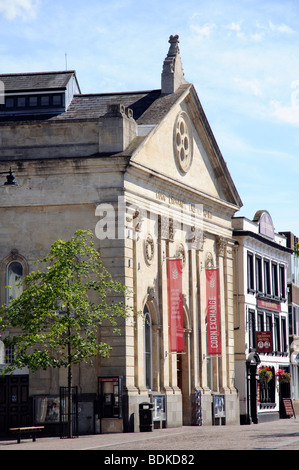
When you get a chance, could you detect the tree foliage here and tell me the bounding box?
[0,230,132,374]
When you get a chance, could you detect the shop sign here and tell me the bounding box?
[206,268,221,355]
[256,331,272,353]
[257,299,280,312]
[168,258,184,352]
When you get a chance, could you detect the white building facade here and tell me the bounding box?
[233,211,292,423]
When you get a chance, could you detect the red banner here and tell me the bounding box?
[206,268,221,355]
[168,258,184,352]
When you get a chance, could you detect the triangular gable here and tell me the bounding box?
[129,83,242,210]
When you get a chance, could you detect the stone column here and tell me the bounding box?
[216,236,230,394]
[158,216,172,393]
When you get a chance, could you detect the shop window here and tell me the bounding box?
[144,304,152,390]
[259,366,275,405]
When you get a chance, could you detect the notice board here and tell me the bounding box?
[283,399,296,418]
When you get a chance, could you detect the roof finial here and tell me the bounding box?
[161,34,187,94]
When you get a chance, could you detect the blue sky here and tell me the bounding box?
[0,0,299,235]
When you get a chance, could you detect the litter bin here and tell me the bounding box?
[139,402,153,432]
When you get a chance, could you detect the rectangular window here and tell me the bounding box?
[29,96,38,106]
[52,94,62,106]
[5,345,14,363]
[273,315,280,352]
[248,309,256,350]
[266,313,272,335]
[256,256,263,293]
[279,265,286,299]
[264,313,273,354]
[264,259,271,296]
[41,95,50,106]
[281,317,287,353]
[257,311,264,331]
[247,252,254,292]
[272,263,279,298]
[6,97,14,108]
[17,97,26,107]
[289,305,294,336]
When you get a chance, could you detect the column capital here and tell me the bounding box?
[216,236,228,258]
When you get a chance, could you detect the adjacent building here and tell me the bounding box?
[233,211,292,423]
[280,232,299,416]
[0,35,242,436]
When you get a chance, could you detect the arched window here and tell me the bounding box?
[6,261,23,304]
[144,304,152,390]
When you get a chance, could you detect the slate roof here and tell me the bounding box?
[52,89,162,122]
[0,71,78,92]
[49,85,187,123]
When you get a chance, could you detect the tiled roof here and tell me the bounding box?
[0,71,77,92]
[51,85,189,123]
[52,89,162,122]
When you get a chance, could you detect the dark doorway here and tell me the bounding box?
[0,375,31,436]
[245,352,260,425]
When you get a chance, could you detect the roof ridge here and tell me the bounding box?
[74,89,161,98]
[0,70,76,77]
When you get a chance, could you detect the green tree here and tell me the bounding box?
[0,229,132,437]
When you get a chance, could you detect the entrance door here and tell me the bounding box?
[176,329,191,425]
[0,375,31,435]
[248,364,258,424]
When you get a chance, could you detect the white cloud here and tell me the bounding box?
[268,20,295,35]
[0,0,39,20]
[233,77,263,97]
[190,22,217,38]
[269,100,299,126]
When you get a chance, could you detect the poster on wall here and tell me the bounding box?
[168,258,184,352]
[206,268,221,355]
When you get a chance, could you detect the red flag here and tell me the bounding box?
[168,258,184,352]
[206,268,221,355]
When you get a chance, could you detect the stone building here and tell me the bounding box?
[0,35,242,435]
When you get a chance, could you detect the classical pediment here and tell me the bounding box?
[128,83,242,210]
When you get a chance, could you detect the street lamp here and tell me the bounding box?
[0,168,18,187]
